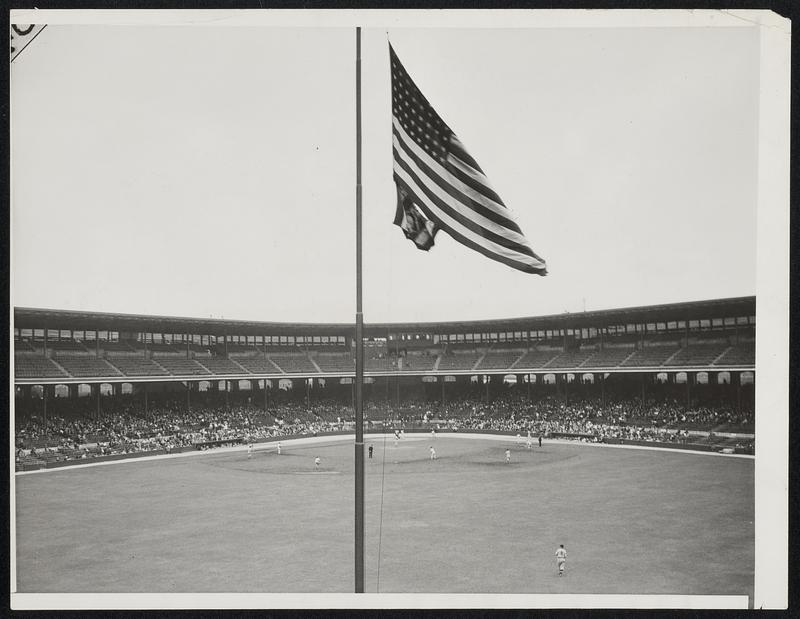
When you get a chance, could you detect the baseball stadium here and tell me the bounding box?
[13,296,755,597]
[11,13,781,608]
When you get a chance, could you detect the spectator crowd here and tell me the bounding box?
[15,387,754,469]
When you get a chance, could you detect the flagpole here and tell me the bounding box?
[354,25,366,594]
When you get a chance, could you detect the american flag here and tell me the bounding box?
[390,44,547,275]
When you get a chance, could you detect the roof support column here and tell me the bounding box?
[600,372,605,408]
[641,372,646,407]
[42,384,49,438]
[735,371,742,414]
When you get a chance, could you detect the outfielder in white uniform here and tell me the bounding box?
[555,545,567,576]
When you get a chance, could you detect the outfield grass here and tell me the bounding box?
[14,436,753,598]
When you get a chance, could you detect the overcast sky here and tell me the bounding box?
[11,15,760,324]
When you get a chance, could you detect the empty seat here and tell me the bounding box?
[515,349,560,369]
[235,357,282,374]
[14,356,69,378]
[269,355,318,374]
[106,357,169,376]
[476,351,525,370]
[665,344,729,366]
[314,353,355,373]
[155,358,211,375]
[195,358,246,374]
[622,346,680,367]
[582,347,636,368]
[437,353,481,371]
[56,357,123,377]
[713,345,755,366]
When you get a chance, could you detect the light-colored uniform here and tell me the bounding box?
[315,457,321,469]
[248,444,253,458]
[505,449,511,462]
[555,547,567,574]
[277,443,281,455]
[430,447,436,460]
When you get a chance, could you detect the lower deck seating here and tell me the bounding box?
[621,346,680,367]
[713,345,755,366]
[14,356,69,378]
[54,357,123,377]
[195,358,246,374]
[314,353,355,373]
[365,356,394,371]
[155,358,211,375]
[665,344,729,366]
[476,351,525,370]
[515,349,560,369]
[437,353,481,371]
[106,357,169,376]
[234,357,282,374]
[548,349,596,369]
[582,347,636,368]
[269,355,318,374]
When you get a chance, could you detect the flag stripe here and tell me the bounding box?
[393,174,545,274]
[393,144,536,258]
[446,154,508,211]
[392,119,524,235]
[392,164,545,270]
[448,134,485,175]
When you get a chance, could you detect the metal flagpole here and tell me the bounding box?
[354,25,366,594]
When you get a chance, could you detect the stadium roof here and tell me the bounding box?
[14,296,755,337]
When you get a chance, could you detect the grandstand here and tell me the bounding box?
[13,297,755,406]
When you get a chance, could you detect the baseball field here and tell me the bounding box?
[14,435,753,599]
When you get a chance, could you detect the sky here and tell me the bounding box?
[11,13,760,324]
